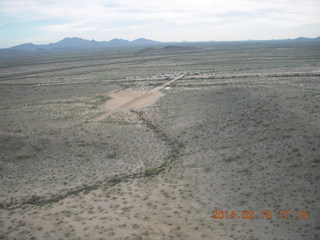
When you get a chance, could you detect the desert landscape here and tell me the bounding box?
[0,40,320,240]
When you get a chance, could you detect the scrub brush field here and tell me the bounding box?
[0,41,319,239]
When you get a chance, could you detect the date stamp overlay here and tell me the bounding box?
[211,210,309,220]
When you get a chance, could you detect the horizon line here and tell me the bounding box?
[2,36,320,49]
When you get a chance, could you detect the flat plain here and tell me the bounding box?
[0,41,320,240]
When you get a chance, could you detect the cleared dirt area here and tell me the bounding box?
[91,75,183,122]
[0,41,319,240]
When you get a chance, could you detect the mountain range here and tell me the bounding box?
[2,36,320,53]
[7,37,162,52]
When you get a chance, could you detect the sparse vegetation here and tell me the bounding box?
[0,41,319,240]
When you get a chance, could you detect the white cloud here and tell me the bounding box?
[0,0,319,43]
[1,0,319,24]
[37,21,98,33]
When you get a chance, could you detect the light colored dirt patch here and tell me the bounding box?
[91,75,183,122]
[110,89,157,110]
[117,89,164,110]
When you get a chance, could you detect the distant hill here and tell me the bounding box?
[47,37,90,49]
[8,37,162,52]
[294,36,320,41]
[9,43,41,52]
[137,46,197,55]
[137,47,158,55]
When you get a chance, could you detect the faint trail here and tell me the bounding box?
[89,75,184,122]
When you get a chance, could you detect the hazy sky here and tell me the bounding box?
[0,0,319,48]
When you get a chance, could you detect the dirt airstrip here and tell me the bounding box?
[91,75,183,122]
